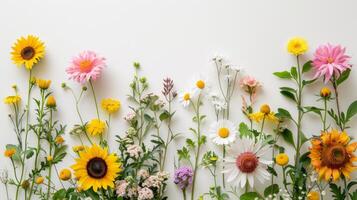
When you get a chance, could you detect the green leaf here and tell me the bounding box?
[280,87,296,93]
[299,132,309,145]
[290,67,298,80]
[159,111,170,121]
[346,100,357,121]
[186,138,196,149]
[336,69,351,86]
[302,78,317,86]
[280,90,296,102]
[273,71,292,79]
[264,184,279,197]
[53,189,67,200]
[240,192,263,200]
[239,122,253,138]
[25,150,34,159]
[267,166,277,176]
[304,106,322,115]
[302,60,313,73]
[276,108,293,120]
[281,128,295,148]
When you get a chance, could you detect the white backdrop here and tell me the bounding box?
[1,0,357,199]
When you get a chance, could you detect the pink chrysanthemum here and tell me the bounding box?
[66,51,106,84]
[313,44,351,83]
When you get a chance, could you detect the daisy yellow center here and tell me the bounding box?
[236,152,258,173]
[322,144,348,169]
[21,46,35,60]
[183,93,190,101]
[196,80,205,89]
[87,157,108,179]
[79,60,93,73]
[294,43,301,49]
[327,57,334,64]
[218,127,230,138]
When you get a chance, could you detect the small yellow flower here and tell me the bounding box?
[21,180,30,189]
[86,119,106,136]
[260,104,271,114]
[320,87,331,98]
[47,155,53,162]
[55,136,64,145]
[4,149,16,158]
[287,37,308,56]
[77,185,84,192]
[101,98,121,114]
[46,95,56,108]
[36,79,51,90]
[35,176,44,184]
[196,80,205,89]
[307,191,320,200]
[4,95,21,105]
[72,145,85,153]
[275,153,289,166]
[59,169,72,181]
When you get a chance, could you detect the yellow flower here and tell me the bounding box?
[86,119,106,136]
[11,35,45,70]
[55,136,64,145]
[35,176,44,184]
[101,98,121,114]
[36,79,51,90]
[59,169,72,181]
[72,145,85,153]
[249,104,279,123]
[196,80,206,89]
[71,144,121,192]
[275,153,289,166]
[4,95,21,105]
[46,95,56,108]
[320,87,331,98]
[4,149,16,158]
[307,191,320,200]
[47,155,53,162]
[287,37,308,56]
[309,129,357,182]
[260,104,271,114]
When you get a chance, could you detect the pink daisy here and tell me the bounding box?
[66,51,106,84]
[312,44,351,83]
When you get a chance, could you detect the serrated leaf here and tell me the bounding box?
[186,138,195,148]
[239,122,253,138]
[302,60,313,73]
[273,71,292,79]
[264,184,279,197]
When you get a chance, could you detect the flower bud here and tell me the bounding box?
[260,104,271,114]
[320,87,331,98]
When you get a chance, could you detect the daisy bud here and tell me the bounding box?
[55,136,64,145]
[35,176,44,184]
[4,148,16,158]
[46,96,56,108]
[59,169,72,181]
[275,153,289,166]
[320,87,331,98]
[36,79,51,90]
[21,180,30,189]
[47,155,53,162]
[260,104,271,114]
[307,191,320,200]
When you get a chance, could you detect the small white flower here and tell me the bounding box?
[209,120,237,145]
[178,89,195,107]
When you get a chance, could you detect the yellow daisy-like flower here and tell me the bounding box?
[309,129,357,182]
[287,37,308,56]
[35,176,44,184]
[46,155,53,162]
[275,153,289,166]
[36,79,51,90]
[71,144,121,192]
[59,169,72,181]
[101,98,121,114]
[11,35,45,70]
[4,95,21,105]
[307,191,320,200]
[249,104,279,123]
[4,148,16,158]
[86,119,106,136]
[46,95,56,108]
[72,145,85,153]
[55,136,64,145]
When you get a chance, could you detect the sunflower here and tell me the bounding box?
[309,129,357,181]
[11,35,45,70]
[71,144,121,192]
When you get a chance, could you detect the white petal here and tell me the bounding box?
[227,168,239,182]
[247,174,254,187]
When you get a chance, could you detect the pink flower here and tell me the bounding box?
[240,76,260,93]
[66,51,106,84]
[313,44,351,83]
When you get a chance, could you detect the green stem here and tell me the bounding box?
[47,110,53,199]
[323,99,327,131]
[191,95,202,200]
[332,79,344,131]
[89,79,101,120]
[183,189,187,200]
[222,145,226,188]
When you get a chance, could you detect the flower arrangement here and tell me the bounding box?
[2,35,357,200]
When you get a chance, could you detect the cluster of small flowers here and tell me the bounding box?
[126,144,142,159]
[173,166,193,190]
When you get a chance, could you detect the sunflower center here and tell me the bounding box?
[79,60,93,73]
[87,157,108,179]
[236,152,258,173]
[322,145,349,168]
[183,93,190,101]
[196,80,205,89]
[21,46,35,60]
[218,127,230,138]
[327,57,334,64]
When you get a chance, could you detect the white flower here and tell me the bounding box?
[209,120,237,145]
[223,137,272,188]
[191,76,207,93]
[178,89,195,107]
[209,92,227,111]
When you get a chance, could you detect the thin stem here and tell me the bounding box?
[222,145,226,188]
[332,79,344,131]
[191,95,202,200]
[5,184,10,200]
[183,189,187,200]
[89,79,101,120]
[323,99,327,131]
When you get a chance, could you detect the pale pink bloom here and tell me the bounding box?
[115,180,128,197]
[240,76,260,93]
[66,51,106,84]
[138,187,154,200]
[313,44,351,83]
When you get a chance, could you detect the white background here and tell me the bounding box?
[1,0,357,199]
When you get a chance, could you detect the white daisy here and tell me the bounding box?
[222,137,272,188]
[178,90,195,107]
[191,76,208,93]
[209,120,237,145]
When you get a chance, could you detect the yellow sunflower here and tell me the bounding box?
[309,129,357,181]
[71,144,121,192]
[11,35,45,70]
